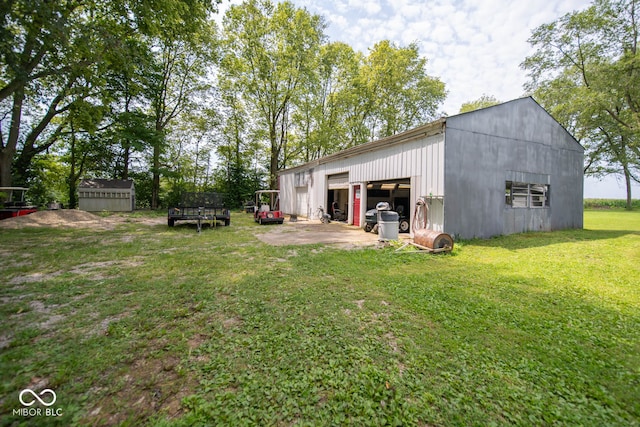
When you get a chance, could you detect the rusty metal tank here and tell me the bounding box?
[413,229,454,252]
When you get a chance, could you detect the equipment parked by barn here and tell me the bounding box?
[363,204,410,234]
[254,190,284,225]
[412,229,454,252]
[0,187,37,220]
[403,196,453,253]
[316,205,331,224]
[168,192,230,232]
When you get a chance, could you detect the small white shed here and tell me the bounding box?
[78,179,135,212]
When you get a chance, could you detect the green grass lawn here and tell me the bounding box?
[1,210,639,426]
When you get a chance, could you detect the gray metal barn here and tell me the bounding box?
[278,97,584,239]
[78,179,135,212]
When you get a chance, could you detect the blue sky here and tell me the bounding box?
[217,0,638,199]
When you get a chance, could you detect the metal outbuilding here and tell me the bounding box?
[277,97,584,239]
[78,179,135,212]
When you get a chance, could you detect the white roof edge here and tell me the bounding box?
[279,118,446,175]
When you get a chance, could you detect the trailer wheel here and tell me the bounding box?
[364,223,373,232]
[168,218,175,227]
[399,219,410,233]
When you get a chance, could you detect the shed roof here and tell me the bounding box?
[278,96,581,175]
[281,118,445,174]
[79,179,134,189]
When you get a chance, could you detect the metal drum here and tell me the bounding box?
[413,229,454,251]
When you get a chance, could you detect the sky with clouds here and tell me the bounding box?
[286,0,592,114]
[216,0,638,198]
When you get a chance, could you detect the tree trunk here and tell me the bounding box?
[269,123,278,189]
[67,132,78,209]
[148,111,161,209]
[122,142,130,180]
[0,148,13,187]
[623,164,633,210]
[1,88,26,187]
[152,137,161,209]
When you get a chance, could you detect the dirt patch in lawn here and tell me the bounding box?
[255,219,406,248]
[0,210,166,230]
[0,210,117,229]
[84,354,194,425]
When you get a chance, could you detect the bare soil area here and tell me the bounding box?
[255,218,404,248]
[0,210,164,230]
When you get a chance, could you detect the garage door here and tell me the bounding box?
[328,173,349,189]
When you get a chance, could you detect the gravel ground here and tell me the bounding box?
[255,218,406,248]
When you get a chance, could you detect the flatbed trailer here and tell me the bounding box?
[168,192,230,232]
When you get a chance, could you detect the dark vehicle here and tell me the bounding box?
[363,206,410,233]
[168,192,230,232]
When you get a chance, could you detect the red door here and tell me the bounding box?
[353,185,361,226]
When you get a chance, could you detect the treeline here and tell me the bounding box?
[1,0,638,210]
[523,0,639,209]
[584,198,640,209]
[0,0,445,209]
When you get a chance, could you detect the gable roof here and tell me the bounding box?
[281,118,446,174]
[79,179,134,189]
[278,96,582,175]
[449,96,583,151]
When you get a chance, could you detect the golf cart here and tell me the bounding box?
[0,187,38,220]
[254,190,285,225]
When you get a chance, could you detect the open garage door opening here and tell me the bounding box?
[365,178,411,233]
[327,173,349,221]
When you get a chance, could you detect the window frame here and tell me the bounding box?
[505,181,549,208]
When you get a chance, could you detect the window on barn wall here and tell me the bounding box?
[512,182,530,207]
[530,184,548,207]
[294,171,309,187]
[505,182,549,208]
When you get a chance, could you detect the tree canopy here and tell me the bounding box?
[1,0,448,208]
[522,0,639,208]
[459,95,501,113]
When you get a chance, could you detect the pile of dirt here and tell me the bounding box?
[0,209,116,229]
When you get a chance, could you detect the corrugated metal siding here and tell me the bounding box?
[279,173,297,214]
[443,97,583,239]
[279,132,445,230]
[327,173,349,189]
[295,189,309,218]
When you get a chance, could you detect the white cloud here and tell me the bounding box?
[348,0,383,15]
[221,0,593,114]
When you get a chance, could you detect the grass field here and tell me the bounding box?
[1,210,639,426]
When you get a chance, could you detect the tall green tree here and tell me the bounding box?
[215,87,265,205]
[220,0,325,188]
[102,35,155,181]
[361,40,446,139]
[1,0,98,187]
[522,0,639,208]
[163,106,219,206]
[0,0,221,189]
[292,42,363,160]
[459,95,501,113]
[146,34,214,209]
